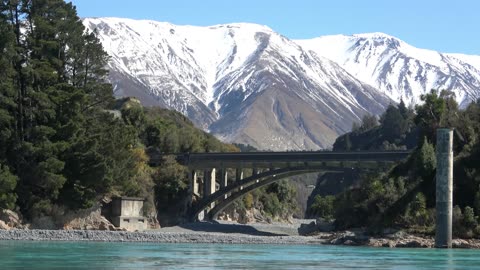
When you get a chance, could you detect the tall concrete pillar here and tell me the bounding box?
[190,170,199,196]
[203,169,216,210]
[435,128,453,248]
[253,168,261,183]
[236,168,244,190]
[203,169,216,196]
[187,170,197,210]
[220,168,228,199]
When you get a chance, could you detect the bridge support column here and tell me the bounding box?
[252,168,260,183]
[188,170,198,211]
[203,169,216,210]
[236,168,244,190]
[204,169,216,196]
[190,170,199,197]
[220,168,228,199]
[435,128,453,248]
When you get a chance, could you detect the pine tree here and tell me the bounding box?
[415,89,447,142]
[416,137,436,181]
[0,0,130,216]
[0,164,17,209]
[0,3,16,160]
[380,104,408,142]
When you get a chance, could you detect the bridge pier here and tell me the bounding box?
[204,169,216,209]
[435,128,453,248]
[252,168,261,183]
[236,168,244,190]
[220,168,228,199]
[190,170,199,196]
[187,170,199,210]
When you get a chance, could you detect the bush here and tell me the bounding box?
[474,225,480,238]
[243,193,254,209]
[260,193,282,218]
[453,205,464,226]
[404,192,430,226]
[464,206,478,228]
[310,195,335,221]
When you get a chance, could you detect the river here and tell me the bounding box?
[0,241,479,269]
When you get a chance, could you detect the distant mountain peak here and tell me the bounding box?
[297,33,480,107]
[83,17,480,149]
[352,32,399,39]
[83,17,392,150]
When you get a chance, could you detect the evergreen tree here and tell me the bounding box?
[414,89,447,142]
[360,114,378,132]
[0,4,16,161]
[0,0,132,217]
[380,104,407,142]
[416,137,436,180]
[0,164,17,210]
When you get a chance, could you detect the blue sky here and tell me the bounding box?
[71,0,480,55]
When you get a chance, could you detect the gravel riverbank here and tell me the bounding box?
[0,229,323,244]
[1,220,480,248]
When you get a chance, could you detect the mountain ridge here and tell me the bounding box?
[296,33,480,107]
[83,18,480,150]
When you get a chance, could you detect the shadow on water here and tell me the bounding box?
[178,221,289,236]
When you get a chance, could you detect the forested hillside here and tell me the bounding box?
[310,90,480,237]
[0,0,237,222]
[0,0,298,226]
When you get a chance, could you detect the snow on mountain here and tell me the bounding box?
[446,53,480,71]
[296,33,480,107]
[83,18,391,150]
[84,17,279,126]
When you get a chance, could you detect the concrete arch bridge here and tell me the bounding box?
[152,151,411,221]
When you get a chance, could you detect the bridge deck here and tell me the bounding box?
[152,151,412,168]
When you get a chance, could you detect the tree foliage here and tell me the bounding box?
[0,1,175,219]
[322,90,480,236]
[310,195,335,221]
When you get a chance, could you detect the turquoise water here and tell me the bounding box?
[0,241,480,269]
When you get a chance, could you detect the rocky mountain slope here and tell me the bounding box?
[83,18,480,149]
[296,33,480,107]
[83,18,391,150]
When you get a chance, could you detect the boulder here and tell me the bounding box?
[61,206,116,230]
[343,240,358,246]
[98,221,109,231]
[381,241,395,248]
[452,239,480,249]
[395,237,432,248]
[298,221,317,235]
[0,209,23,228]
[0,220,9,230]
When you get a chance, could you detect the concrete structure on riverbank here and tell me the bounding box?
[111,197,147,231]
[435,129,454,248]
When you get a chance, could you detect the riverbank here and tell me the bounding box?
[0,229,322,245]
[1,220,479,248]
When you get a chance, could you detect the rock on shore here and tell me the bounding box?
[320,230,480,248]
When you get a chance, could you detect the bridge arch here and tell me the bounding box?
[190,166,360,221]
[147,150,411,222]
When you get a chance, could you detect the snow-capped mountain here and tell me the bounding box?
[296,33,480,107]
[83,18,391,150]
